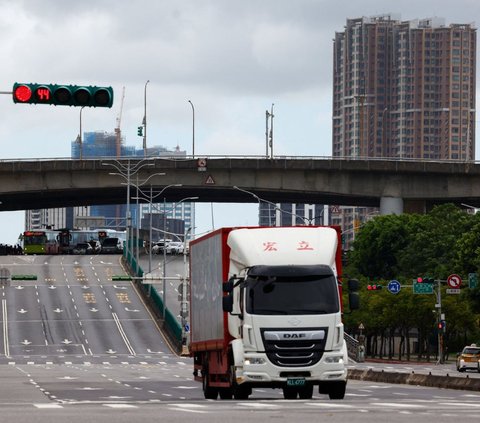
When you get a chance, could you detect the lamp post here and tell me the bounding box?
[233,186,308,225]
[78,106,86,160]
[156,196,199,320]
[102,159,156,262]
[143,80,150,156]
[133,183,183,276]
[188,100,195,159]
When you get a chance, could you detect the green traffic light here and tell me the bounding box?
[13,83,114,108]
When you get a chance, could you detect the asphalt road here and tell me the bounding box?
[0,253,479,422]
[0,254,171,364]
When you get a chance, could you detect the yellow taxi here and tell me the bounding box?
[456,344,480,372]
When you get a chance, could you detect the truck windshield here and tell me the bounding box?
[245,274,339,315]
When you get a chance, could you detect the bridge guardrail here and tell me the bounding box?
[123,237,183,354]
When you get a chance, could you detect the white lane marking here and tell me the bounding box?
[112,312,136,356]
[3,299,10,357]
[103,404,137,409]
[34,404,63,409]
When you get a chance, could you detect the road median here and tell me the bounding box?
[348,368,480,391]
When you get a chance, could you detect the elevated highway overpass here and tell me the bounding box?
[1,156,480,213]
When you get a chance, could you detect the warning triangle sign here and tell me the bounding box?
[205,175,215,185]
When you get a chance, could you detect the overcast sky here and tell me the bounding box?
[1,0,479,243]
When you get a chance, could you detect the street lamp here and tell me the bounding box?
[132,183,183,275]
[188,100,195,159]
[233,186,308,225]
[77,105,86,160]
[155,195,199,320]
[102,159,156,262]
[143,80,150,156]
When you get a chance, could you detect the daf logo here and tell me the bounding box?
[283,333,306,339]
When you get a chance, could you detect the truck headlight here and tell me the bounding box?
[325,355,344,364]
[245,357,266,365]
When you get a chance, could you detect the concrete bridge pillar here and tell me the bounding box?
[380,196,403,215]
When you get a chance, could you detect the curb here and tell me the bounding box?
[348,368,480,391]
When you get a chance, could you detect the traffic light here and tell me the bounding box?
[417,276,434,283]
[367,284,383,291]
[12,83,114,108]
[437,320,446,332]
[137,126,143,136]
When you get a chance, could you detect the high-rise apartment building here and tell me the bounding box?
[333,15,476,160]
[332,15,476,246]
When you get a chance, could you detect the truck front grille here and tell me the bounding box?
[261,328,328,367]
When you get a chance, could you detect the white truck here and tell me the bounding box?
[189,226,359,400]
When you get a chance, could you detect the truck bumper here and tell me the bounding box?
[236,351,347,386]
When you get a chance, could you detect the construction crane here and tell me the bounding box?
[114,86,125,157]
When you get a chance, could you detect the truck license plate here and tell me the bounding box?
[287,378,306,387]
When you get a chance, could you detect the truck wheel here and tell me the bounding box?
[233,385,251,400]
[202,372,218,400]
[328,381,346,400]
[219,388,233,400]
[283,386,298,400]
[298,385,313,399]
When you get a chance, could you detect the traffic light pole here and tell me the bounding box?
[435,279,444,364]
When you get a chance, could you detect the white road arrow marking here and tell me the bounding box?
[106,349,117,354]
[48,285,56,290]
[17,309,28,314]
[113,285,127,290]
[21,340,32,345]
[89,308,98,312]
[53,308,63,313]
[58,376,78,380]
[15,286,24,290]
[62,339,73,345]
[125,307,140,312]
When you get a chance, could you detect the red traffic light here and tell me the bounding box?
[367,284,382,291]
[417,277,424,283]
[13,84,32,102]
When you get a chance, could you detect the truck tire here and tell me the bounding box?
[219,388,233,400]
[233,384,251,400]
[328,381,346,400]
[298,385,313,399]
[282,386,298,400]
[202,372,218,400]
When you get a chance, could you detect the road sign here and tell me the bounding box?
[468,273,478,289]
[447,274,462,289]
[413,279,434,294]
[446,288,461,294]
[387,280,401,294]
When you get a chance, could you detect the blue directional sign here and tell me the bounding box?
[387,280,401,294]
[184,324,190,333]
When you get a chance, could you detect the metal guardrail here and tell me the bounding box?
[0,155,478,164]
[345,332,361,362]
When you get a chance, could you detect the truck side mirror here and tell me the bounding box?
[223,276,236,293]
[222,294,233,312]
[223,280,234,293]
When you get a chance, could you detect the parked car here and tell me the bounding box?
[100,237,122,254]
[152,239,172,255]
[88,240,102,253]
[72,242,93,255]
[166,241,184,255]
[456,344,480,372]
